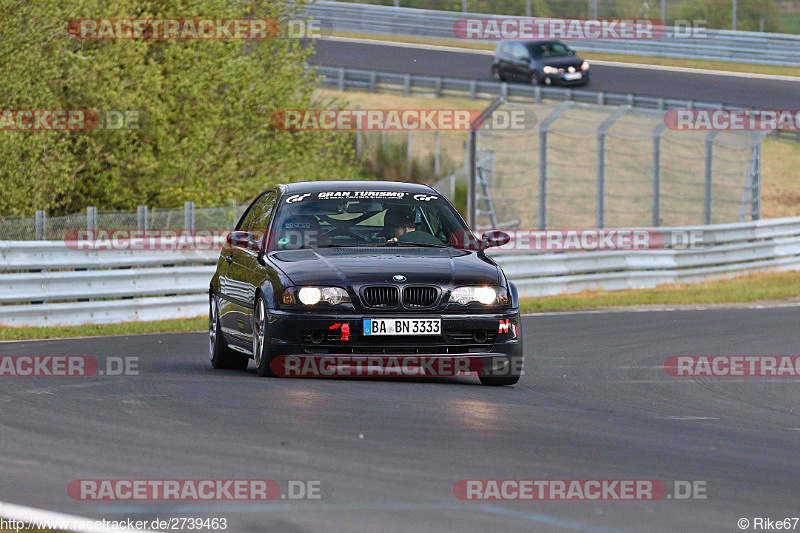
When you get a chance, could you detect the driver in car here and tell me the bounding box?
[384,206,417,242]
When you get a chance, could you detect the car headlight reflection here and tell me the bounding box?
[285,287,350,306]
[543,66,559,75]
[449,286,509,305]
[581,61,590,71]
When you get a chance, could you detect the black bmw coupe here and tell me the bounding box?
[209,181,523,386]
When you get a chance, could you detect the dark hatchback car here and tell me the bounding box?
[209,181,523,386]
[491,40,589,86]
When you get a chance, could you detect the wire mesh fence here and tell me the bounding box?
[473,101,762,229]
[0,202,250,241]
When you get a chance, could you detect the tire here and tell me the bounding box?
[491,66,506,82]
[253,294,275,377]
[479,328,523,386]
[209,293,249,371]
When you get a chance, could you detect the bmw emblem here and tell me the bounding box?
[393,275,406,282]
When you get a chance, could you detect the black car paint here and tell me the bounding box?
[491,40,589,86]
[210,181,521,379]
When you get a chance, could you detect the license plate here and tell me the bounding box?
[564,72,582,81]
[363,318,441,336]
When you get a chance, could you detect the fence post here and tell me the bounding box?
[537,102,572,229]
[35,210,46,240]
[137,205,148,231]
[596,107,628,229]
[185,201,195,231]
[434,133,441,178]
[704,131,720,224]
[87,206,97,232]
[407,131,412,180]
[652,122,667,227]
[751,135,761,220]
[232,199,238,229]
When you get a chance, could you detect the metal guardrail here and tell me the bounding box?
[3,217,800,325]
[309,1,800,67]
[0,243,217,327]
[317,66,799,143]
[318,65,743,111]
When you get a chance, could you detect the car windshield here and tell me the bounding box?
[270,191,471,250]
[528,42,571,58]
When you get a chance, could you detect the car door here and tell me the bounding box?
[228,191,278,346]
[510,43,532,79]
[218,192,272,346]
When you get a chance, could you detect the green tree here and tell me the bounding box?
[0,0,358,216]
[671,0,783,31]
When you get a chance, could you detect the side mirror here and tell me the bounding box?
[480,230,511,250]
[226,230,262,252]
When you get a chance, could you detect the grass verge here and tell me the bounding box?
[0,317,206,342]
[324,31,800,78]
[519,270,800,313]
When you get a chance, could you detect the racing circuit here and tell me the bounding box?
[2,38,800,533]
[2,307,800,532]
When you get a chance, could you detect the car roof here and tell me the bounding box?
[282,180,435,195]
[500,39,566,46]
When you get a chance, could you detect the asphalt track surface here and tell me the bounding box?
[2,307,800,532]
[310,39,800,108]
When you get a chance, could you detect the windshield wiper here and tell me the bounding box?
[383,241,448,248]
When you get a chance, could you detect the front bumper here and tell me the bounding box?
[267,309,521,358]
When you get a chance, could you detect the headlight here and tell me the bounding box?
[581,61,590,71]
[283,287,350,306]
[449,286,509,306]
[543,66,558,75]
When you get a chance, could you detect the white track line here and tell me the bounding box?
[0,500,162,533]
[523,301,800,317]
[320,35,800,82]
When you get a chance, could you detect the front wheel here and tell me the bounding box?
[209,293,249,371]
[253,295,275,377]
[491,65,506,82]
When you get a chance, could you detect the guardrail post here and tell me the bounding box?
[652,122,667,226]
[337,67,345,91]
[657,98,665,111]
[137,205,148,231]
[434,77,442,98]
[35,210,46,240]
[704,131,720,224]
[469,80,476,100]
[404,73,411,95]
[185,201,195,231]
[87,206,97,232]
[501,83,508,100]
[369,71,376,92]
[597,92,604,105]
[534,86,541,103]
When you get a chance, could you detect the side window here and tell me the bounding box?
[237,192,277,231]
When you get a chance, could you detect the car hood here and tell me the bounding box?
[269,246,501,287]
[539,56,583,69]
